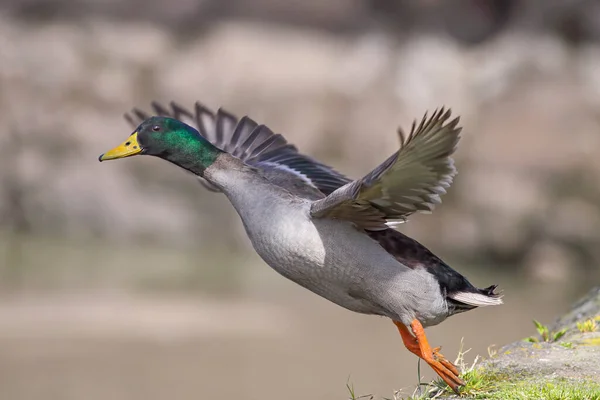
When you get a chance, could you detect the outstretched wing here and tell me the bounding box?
[310,108,461,230]
[125,101,351,194]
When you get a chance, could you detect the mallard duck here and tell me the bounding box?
[99,102,502,393]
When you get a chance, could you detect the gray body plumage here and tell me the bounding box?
[206,158,448,327]
[126,102,502,329]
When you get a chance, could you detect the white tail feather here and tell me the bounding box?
[385,220,406,228]
[449,291,503,307]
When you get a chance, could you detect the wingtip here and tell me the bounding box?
[194,101,213,116]
[169,101,194,119]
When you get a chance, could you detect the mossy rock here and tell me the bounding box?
[427,287,600,400]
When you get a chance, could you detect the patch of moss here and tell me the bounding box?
[476,379,600,400]
[582,336,600,346]
[417,367,600,400]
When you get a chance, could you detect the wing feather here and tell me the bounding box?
[310,108,461,230]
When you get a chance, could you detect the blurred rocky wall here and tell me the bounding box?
[1,0,600,281]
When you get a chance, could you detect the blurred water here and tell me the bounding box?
[0,234,592,400]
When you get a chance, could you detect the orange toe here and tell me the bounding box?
[431,362,465,392]
[432,348,460,376]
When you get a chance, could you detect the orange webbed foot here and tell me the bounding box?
[393,320,464,394]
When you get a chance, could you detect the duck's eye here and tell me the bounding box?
[152,125,161,132]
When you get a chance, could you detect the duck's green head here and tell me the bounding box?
[99,116,222,175]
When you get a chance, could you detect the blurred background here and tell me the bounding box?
[1,0,600,398]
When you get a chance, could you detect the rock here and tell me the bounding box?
[552,286,600,332]
[433,286,600,399]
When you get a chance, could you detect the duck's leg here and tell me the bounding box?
[392,320,464,394]
[392,321,459,374]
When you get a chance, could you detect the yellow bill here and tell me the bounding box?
[99,132,142,162]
